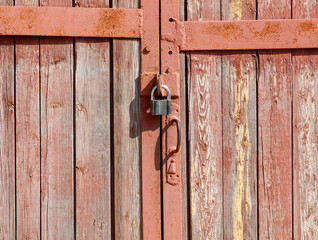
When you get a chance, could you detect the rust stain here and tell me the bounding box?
[19,8,37,32]
[253,22,280,40]
[205,23,244,40]
[96,9,124,36]
[297,21,315,34]
[54,25,66,36]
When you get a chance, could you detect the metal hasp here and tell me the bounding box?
[151,85,172,115]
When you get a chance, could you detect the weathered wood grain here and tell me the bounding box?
[75,1,111,239]
[0,1,14,238]
[293,53,318,240]
[222,52,258,240]
[222,1,257,239]
[16,36,41,240]
[15,1,40,239]
[15,1,41,240]
[187,1,223,239]
[113,1,141,239]
[258,52,293,239]
[40,39,74,239]
[293,2,318,239]
[258,1,293,239]
[40,0,74,237]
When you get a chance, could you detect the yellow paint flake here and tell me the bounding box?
[233,60,252,240]
[230,0,243,20]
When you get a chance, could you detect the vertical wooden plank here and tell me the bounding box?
[75,39,110,239]
[221,1,258,239]
[16,36,40,240]
[187,1,222,239]
[222,52,258,240]
[75,1,111,240]
[15,0,40,239]
[161,0,182,238]
[179,1,188,239]
[0,1,14,239]
[258,1,293,239]
[113,0,141,239]
[293,2,318,239]
[40,1,74,239]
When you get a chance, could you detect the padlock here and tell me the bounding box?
[151,85,172,115]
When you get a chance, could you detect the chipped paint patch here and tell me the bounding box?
[231,58,252,240]
[230,0,243,20]
[296,62,318,239]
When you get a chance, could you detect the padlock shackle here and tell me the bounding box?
[151,85,171,100]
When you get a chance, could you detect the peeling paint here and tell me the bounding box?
[230,0,243,20]
[232,59,251,240]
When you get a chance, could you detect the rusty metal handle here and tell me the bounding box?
[171,118,181,153]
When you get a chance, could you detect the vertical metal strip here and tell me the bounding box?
[140,1,161,239]
[161,0,183,239]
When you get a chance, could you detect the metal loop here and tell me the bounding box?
[151,85,171,100]
[156,75,162,97]
[171,118,181,154]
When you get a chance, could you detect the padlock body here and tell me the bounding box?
[151,99,172,115]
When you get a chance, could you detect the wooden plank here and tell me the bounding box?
[113,0,141,239]
[75,40,111,240]
[140,0,161,238]
[161,0,183,239]
[16,36,40,240]
[0,6,142,38]
[181,18,318,51]
[40,1,74,238]
[179,1,188,239]
[258,1,293,239]
[187,1,222,239]
[15,1,40,239]
[221,1,257,239]
[0,1,14,239]
[293,2,318,239]
[75,1,111,240]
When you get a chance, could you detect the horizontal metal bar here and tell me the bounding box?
[181,19,318,50]
[0,6,142,38]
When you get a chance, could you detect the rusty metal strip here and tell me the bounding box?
[140,0,161,239]
[161,0,183,239]
[0,6,141,38]
[179,19,318,50]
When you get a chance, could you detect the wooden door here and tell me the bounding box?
[183,0,318,239]
[0,1,146,239]
[1,1,318,239]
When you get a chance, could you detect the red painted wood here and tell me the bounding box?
[179,1,188,239]
[293,1,318,239]
[15,1,41,237]
[161,0,182,239]
[258,1,293,239]
[39,1,74,239]
[0,1,14,238]
[0,6,141,38]
[140,0,161,239]
[16,35,40,240]
[75,1,111,239]
[181,18,318,51]
[187,1,223,239]
[15,2,40,240]
[222,1,258,239]
[113,0,141,239]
